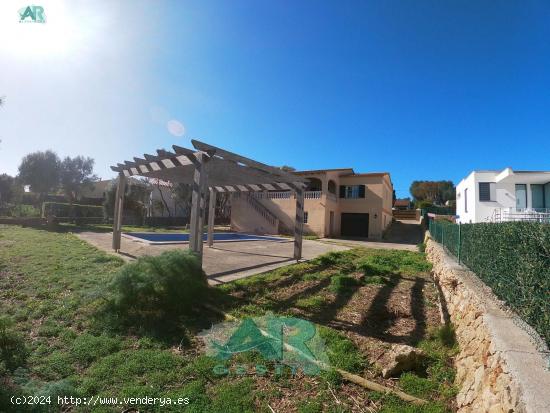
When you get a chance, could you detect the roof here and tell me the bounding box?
[293,168,354,175]
[394,199,411,207]
[293,169,390,179]
[341,172,390,178]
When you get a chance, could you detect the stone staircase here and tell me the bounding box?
[392,209,420,221]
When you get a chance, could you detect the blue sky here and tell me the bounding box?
[1,1,549,197]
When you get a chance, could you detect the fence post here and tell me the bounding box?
[457,223,461,264]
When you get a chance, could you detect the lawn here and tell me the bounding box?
[0,225,457,412]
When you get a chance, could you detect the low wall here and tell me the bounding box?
[425,237,550,413]
[0,217,45,226]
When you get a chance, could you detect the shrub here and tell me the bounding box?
[0,317,28,372]
[42,202,104,218]
[3,204,41,217]
[102,250,209,335]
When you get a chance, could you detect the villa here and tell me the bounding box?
[456,168,550,223]
[230,168,393,239]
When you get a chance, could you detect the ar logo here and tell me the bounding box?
[19,5,46,23]
[199,314,330,375]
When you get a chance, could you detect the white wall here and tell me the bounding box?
[456,172,477,223]
[456,169,550,223]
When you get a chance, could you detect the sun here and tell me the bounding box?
[0,1,89,59]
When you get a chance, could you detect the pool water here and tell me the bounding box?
[123,232,286,244]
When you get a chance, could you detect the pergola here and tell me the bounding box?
[110,140,307,263]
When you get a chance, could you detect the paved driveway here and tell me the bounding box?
[76,232,349,285]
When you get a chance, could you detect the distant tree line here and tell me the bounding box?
[0,150,231,223]
[409,180,455,207]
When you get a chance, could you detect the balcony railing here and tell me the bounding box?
[239,190,335,201]
[304,191,322,199]
[248,191,291,199]
[493,208,550,223]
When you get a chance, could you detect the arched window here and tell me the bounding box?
[306,178,322,191]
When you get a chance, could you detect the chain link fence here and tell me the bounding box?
[429,220,550,352]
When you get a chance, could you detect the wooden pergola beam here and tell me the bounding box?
[188,153,209,261]
[109,140,306,266]
[207,188,216,247]
[112,173,126,251]
[191,139,300,182]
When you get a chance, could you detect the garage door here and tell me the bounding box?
[340,213,369,237]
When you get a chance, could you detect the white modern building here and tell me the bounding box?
[456,168,550,223]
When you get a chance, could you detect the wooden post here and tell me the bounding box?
[112,173,126,251]
[207,188,216,247]
[294,186,304,261]
[189,153,208,262]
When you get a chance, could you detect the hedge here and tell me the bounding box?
[42,202,104,218]
[430,220,550,348]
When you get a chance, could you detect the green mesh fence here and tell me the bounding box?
[429,220,550,349]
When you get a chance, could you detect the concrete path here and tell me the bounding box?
[383,219,425,245]
[76,232,349,285]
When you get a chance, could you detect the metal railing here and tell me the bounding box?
[494,207,550,223]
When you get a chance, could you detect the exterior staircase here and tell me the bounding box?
[231,193,290,235]
[245,194,279,228]
[392,209,420,221]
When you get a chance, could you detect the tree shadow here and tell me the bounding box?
[308,281,361,325]
[357,274,426,346]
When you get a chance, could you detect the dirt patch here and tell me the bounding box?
[228,268,442,387]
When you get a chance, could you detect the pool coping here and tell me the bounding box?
[121,232,289,245]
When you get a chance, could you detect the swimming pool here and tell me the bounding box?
[122,232,287,245]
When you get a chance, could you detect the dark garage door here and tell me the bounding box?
[340,213,369,237]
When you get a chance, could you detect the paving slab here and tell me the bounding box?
[76,232,349,285]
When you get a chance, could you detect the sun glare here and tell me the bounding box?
[0,1,90,59]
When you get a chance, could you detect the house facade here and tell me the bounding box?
[231,168,393,239]
[456,168,550,223]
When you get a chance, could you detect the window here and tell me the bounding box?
[515,184,527,209]
[303,211,308,224]
[464,188,468,213]
[531,184,550,209]
[479,182,496,202]
[339,185,365,199]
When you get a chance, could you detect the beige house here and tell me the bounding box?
[231,168,393,239]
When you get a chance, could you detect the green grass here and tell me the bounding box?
[295,295,327,310]
[329,274,360,293]
[0,225,454,412]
